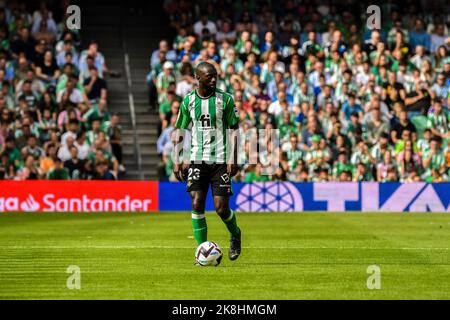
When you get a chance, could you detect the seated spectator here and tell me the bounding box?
[64,145,85,179]
[48,157,69,180]
[39,143,57,176]
[151,40,176,68]
[364,103,390,146]
[93,160,116,180]
[244,163,270,182]
[11,26,36,61]
[22,135,45,160]
[175,62,194,98]
[427,99,449,138]
[193,12,217,38]
[377,150,397,182]
[268,91,290,117]
[83,67,107,103]
[79,42,107,79]
[391,109,417,144]
[430,75,448,106]
[57,40,79,68]
[57,135,75,162]
[57,76,88,112]
[83,98,110,128]
[422,136,446,179]
[74,131,89,161]
[104,114,125,172]
[31,7,58,40]
[35,49,60,84]
[409,19,431,52]
[156,61,176,105]
[353,162,374,182]
[61,119,79,146]
[18,155,39,180]
[341,92,362,122]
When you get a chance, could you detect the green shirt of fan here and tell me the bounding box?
[159,100,172,115]
[175,88,240,163]
[83,105,111,130]
[56,75,85,94]
[156,72,175,90]
[5,147,21,167]
[332,162,354,177]
[395,140,419,154]
[427,110,450,135]
[278,122,298,140]
[293,88,315,106]
[48,168,70,180]
[244,171,270,183]
[417,139,430,153]
[422,150,445,171]
[87,150,114,164]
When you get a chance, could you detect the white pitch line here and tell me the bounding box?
[0,246,449,251]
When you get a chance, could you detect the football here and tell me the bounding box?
[195,241,223,267]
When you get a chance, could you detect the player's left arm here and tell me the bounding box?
[225,94,240,177]
[172,98,191,181]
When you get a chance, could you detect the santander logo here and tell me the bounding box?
[20,195,41,212]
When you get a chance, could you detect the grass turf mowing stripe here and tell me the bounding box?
[0,245,449,250]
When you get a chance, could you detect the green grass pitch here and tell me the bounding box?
[1,211,450,299]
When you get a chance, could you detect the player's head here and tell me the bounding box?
[195,62,217,92]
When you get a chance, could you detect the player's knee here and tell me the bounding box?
[192,197,205,212]
[215,204,229,219]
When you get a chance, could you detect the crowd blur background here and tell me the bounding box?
[0,0,125,181]
[154,0,450,183]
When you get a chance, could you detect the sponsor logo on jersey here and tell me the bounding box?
[221,173,230,183]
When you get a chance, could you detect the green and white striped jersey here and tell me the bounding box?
[427,110,450,135]
[422,149,445,171]
[175,88,239,163]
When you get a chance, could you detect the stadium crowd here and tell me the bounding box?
[154,0,450,183]
[0,0,124,180]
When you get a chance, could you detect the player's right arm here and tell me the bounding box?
[172,96,191,181]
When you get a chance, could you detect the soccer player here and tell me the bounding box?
[171,61,242,261]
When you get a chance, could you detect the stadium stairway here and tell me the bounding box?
[81,2,168,180]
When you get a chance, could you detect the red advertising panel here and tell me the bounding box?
[0,181,158,212]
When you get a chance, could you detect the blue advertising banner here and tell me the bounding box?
[158,182,450,212]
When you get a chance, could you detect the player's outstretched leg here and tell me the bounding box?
[191,211,207,245]
[214,196,241,261]
[190,191,207,245]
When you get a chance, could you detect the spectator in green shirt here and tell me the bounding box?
[244,163,270,183]
[48,158,69,180]
[2,137,21,169]
[422,136,446,178]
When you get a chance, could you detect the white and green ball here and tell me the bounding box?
[195,241,223,266]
